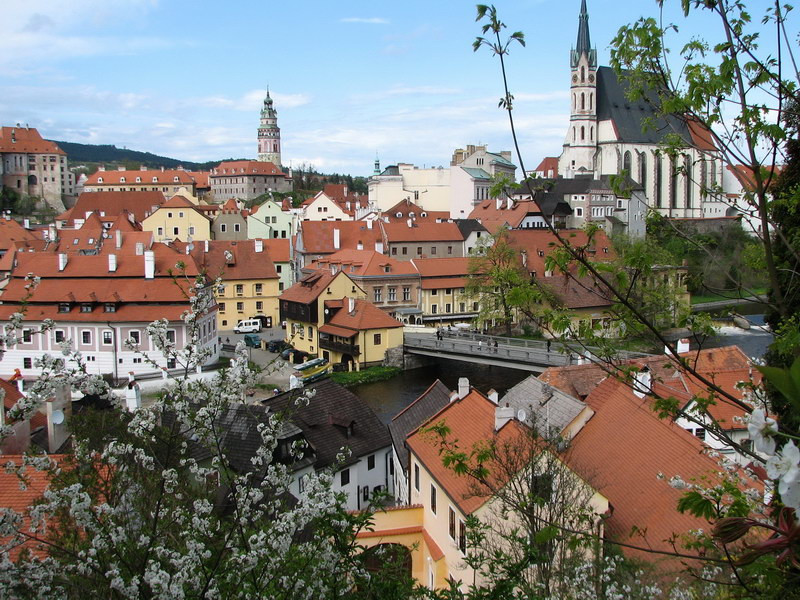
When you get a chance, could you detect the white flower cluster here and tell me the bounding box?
[746,408,800,510]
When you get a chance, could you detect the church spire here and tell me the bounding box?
[258,89,281,166]
[571,0,596,68]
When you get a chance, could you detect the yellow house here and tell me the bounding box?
[279,271,366,357]
[358,385,608,593]
[186,239,281,331]
[317,297,403,368]
[142,195,212,242]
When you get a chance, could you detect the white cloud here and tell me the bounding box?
[340,17,389,25]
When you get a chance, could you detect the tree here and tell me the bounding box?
[0,274,424,598]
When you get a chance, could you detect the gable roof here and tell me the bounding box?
[506,228,615,277]
[0,218,39,251]
[279,270,350,304]
[57,191,165,225]
[0,127,64,155]
[383,222,463,243]
[502,375,590,437]
[323,298,403,333]
[263,378,391,469]
[84,169,195,186]
[308,249,418,277]
[299,221,384,254]
[211,160,286,177]
[184,239,278,281]
[389,380,452,472]
[259,239,291,262]
[411,257,470,278]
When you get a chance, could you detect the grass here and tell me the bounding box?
[330,366,402,387]
[690,288,768,305]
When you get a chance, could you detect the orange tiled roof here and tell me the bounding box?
[468,198,532,231]
[260,239,291,263]
[299,221,384,254]
[407,388,529,515]
[383,199,448,223]
[0,304,191,323]
[534,156,559,176]
[187,171,210,188]
[211,160,286,177]
[160,195,196,208]
[411,257,470,277]
[325,298,402,332]
[56,190,165,225]
[383,222,463,243]
[420,277,466,290]
[84,168,195,186]
[279,270,341,304]
[0,127,64,155]
[309,249,418,277]
[506,228,615,277]
[0,218,39,251]
[183,239,278,281]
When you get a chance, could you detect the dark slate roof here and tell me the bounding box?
[388,379,452,472]
[501,375,589,437]
[596,66,694,146]
[263,378,391,469]
[536,193,573,217]
[379,165,400,176]
[454,218,488,237]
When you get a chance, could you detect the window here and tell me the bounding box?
[80,303,92,313]
[166,330,176,344]
[128,331,141,345]
[178,211,184,218]
[308,326,313,339]
[219,302,226,313]
[431,289,438,296]
[391,247,397,255]
[255,301,263,311]
[388,287,396,301]
[22,329,33,343]
[574,207,583,217]
[416,246,422,256]
[459,520,467,553]
[54,330,65,343]
[414,463,420,491]
[276,265,282,273]
[58,303,70,313]
[157,227,164,237]
[402,247,408,255]
[172,227,179,236]
[104,303,116,312]
[340,468,350,487]
[235,284,244,296]
[430,484,437,514]
[188,226,195,236]
[445,303,451,313]
[81,331,91,345]
[220,224,227,233]
[373,333,382,345]
[367,454,375,470]
[237,302,244,312]
[431,304,438,314]
[445,288,452,295]
[254,283,263,295]
[234,223,241,232]
[447,246,453,255]
[403,287,411,301]
[23,357,32,369]
[449,507,456,539]
[373,287,382,303]
[431,247,437,255]
[694,427,706,441]
[102,330,113,345]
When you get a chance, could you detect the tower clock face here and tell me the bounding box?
[572,74,578,83]
[589,74,595,83]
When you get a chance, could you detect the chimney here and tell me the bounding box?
[144,250,155,279]
[23,218,30,229]
[135,242,144,255]
[125,372,142,411]
[449,391,460,403]
[204,239,209,252]
[495,404,515,431]
[108,254,117,272]
[140,165,148,171]
[367,220,373,230]
[458,377,469,399]
[375,241,384,254]
[348,297,355,313]
[115,229,123,249]
[406,218,412,228]
[117,165,125,171]
[632,366,652,399]
[333,228,340,250]
[677,338,690,353]
[487,389,499,404]
[506,198,513,210]
[46,384,72,453]
[254,239,263,253]
[47,224,56,241]
[496,197,502,210]
[98,165,106,172]
[58,253,68,271]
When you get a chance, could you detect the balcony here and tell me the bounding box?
[319,336,360,356]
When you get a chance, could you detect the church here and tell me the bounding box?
[556,0,727,219]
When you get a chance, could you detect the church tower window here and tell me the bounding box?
[640,152,647,194]
[581,93,585,110]
[581,66,585,82]
[655,153,663,208]
[581,126,585,141]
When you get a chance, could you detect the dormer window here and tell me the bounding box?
[97,177,104,183]
[104,303,116,313]
[152,176,158,182]
[80,303,93,313]
[119,177,126,183]
[58,302,70,313]
[135,177,142,183]
[384,266,391,273]
[173,176,179,182]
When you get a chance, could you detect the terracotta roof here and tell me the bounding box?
[506,228,615,277]
[420,277,467,290]
[160,195,196,208]
[407,389,529,515]
[56,191,165,225]
[383,222,463,243]
[325,298,403,332]
[686,118,717,152]
[318,323,357,338]
[309,249,418,277]
[279,270,342,304]
[540,274,614,309]
[187,171,210,188]
[534,156,559,176]
[211,160,286,177]
[0,127,64,155]
[183,239,278,281]
[0,454,68,560]
[0,218,39,251]
[0,378,45,429]
[260,239,291,263]
[299,221,384,254]
[383,199,448,223]
[411,257,470,277]
[85,168,195,186]
[0,304,191,323]
[468,198,531,231]
[726,163,782,192]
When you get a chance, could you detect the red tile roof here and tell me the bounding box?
[84,168,195,186]
[467,198,533,232]
[279,270,342,304]
[183,240,278,281]
[56,191,165,225]
[187,171,211,188]
[407,389,529,515]
[507,228,615,277]
[534,156,559,176]
[383,199,449,223]
[325,298,403,332]
[0,127,64,155]
[299,221,384,254]
[541,274,614,309]
[411,257,470,277]
[211,161,286,177]
[420,277,466,290]
[160,194,196,208]
[260,239,291,263]
[309,249,418,277]
[0,218,39,251]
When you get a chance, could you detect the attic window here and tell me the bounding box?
[119,177,126,183]
[88,238,94,244]
[73,238,79,244]
[384,266,391,273]
[538,250,544,257]
[152,177,158,182]
[135,177,141,183]
[173,176,179,182]
[97,177,104,183]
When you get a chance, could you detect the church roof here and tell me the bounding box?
[596,67,716,150]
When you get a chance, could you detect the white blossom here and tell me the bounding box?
[746,407,778,455]
[766,441,800,510]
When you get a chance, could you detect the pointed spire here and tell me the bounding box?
[576,0,591,55]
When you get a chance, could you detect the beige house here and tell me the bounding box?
[142,195,212,242]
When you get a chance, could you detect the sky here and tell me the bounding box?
[0,0,791,176]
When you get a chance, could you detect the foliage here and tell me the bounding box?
[329,366,402,387]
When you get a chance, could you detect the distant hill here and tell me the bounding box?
[47,140,246,171]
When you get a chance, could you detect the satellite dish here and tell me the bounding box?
[51,409,65,425]
[517,409,527,422]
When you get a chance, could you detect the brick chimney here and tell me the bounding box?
[333,228,340,250]
[458,377,469,399]
[254,239,263,253]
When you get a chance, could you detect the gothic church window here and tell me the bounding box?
[623,151,632,176]
[655,153,663,208]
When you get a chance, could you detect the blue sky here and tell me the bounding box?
[0,1,789,176]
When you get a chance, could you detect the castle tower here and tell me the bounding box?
[257,90,282,166]
[560,0,598,177]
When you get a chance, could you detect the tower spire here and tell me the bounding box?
[571,0,596,68]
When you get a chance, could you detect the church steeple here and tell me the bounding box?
[571,0,596,68]
[257,89,282,166]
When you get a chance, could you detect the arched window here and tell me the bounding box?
[699,158,707,198]
[655,153,663,208]
[623,151,632,176]
[640,152,647,194]
[684,154,692,208]
[589,92,593,110]
[581,126,585,141]
[710,160,717,190]
[581,93,585,110]
[27,174,37,186]
[581,66,585,82]
[573,127,576,142]
[670,157,678,209]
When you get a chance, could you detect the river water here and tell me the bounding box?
[353,316,774,425]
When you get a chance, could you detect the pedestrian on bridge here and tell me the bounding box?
[546,339,552,353]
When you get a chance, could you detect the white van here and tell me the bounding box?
[234,319,261,334]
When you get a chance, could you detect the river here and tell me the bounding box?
[353,317,774,425]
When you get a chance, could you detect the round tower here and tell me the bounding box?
[257,90,282,166]
[561,0,598,177]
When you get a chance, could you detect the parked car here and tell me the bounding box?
[268,339,290,353]
[281,347,310,363]
[234,319,261,334]
[243,334,262,348]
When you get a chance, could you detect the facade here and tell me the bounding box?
[294,220,384,273]
[557,1,726,219]
[383,222,464,261]
[142,195,212,242]
[210,198,248,241]
[83,166,198,197]
[257,90,282,166]
[411,258,476,324]
[0,244,219,383]
[368,163,452,214]
[209,161,292,202]
[185,239,281,331]
[451,144,516,179]
[0,126,70,211]
[300,190,353,222]
[260,238,292,292]
[246,198,294,240]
